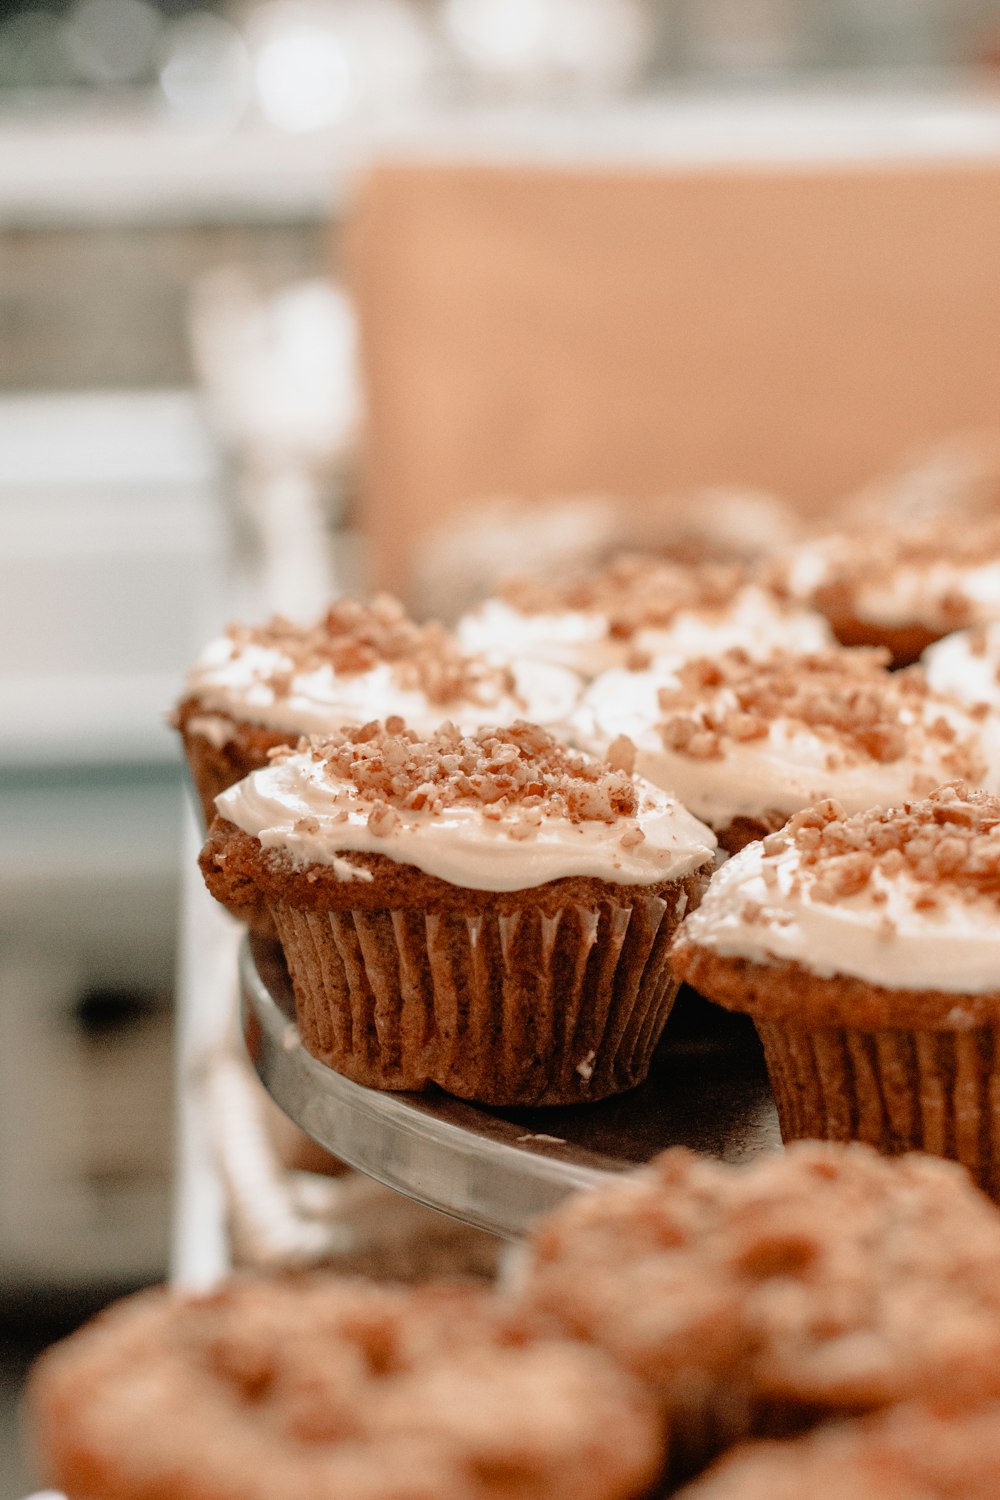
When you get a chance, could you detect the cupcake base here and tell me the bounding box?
[815,605,942,669]
[757,1020,1000,1199]
[714,813,787,856]
[672,940,1000,1199]
[174,697,289,829]
[203,822,710,1106]
[274,886,694,1106]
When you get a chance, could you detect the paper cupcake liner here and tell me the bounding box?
[271,892,685,1106]
[756,1020,1000,1199]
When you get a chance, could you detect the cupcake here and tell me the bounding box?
[675,1400,1000,1500]
[767,514,1000,667]
[839,430,1000,534]
[457,555,831,679]
[26,1273,663,1500]
[577,647,998,854]
[174,594,582,827]
[199,719,716,1105]
[627,487,807,569]
[671,784,1000,1195]
[516,1141,1000,1476]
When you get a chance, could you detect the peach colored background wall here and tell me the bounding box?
[350,162,1000,592]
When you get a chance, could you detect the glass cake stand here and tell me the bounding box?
[241,933,780,1240]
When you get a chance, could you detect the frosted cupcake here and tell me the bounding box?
[175,594,582,826]
[457,556,831,679]
[671,785,1000,1195]
[517,1141,1000,1476]
[27,1274,663,1500]
[768,515,1000,667]
[200,720,716,1105]
[577,647,999,854]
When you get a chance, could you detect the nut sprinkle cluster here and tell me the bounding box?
[654,648,986,778]
[771,515,1000,626]
[228,595,520,707]
[762,784,1000,908]
[498,556,749,637]
[282,719,641,835]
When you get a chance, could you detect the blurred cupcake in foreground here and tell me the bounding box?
[676,1400,1000,1500]
[767,513,1000,667]
[577,647,998,854]
[517,1141,1000,1477]
[27,1274,663,1500]
[174,594,582,827]
[671,785,1000,1196]
[200,720,715,1105]
[457,556,832,679]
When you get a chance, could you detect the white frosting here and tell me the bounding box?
[184,635,583,738]
[682,839,1000,994]
[924,625,1000,711]
[215,752,716,893]
[784,535,1000,630]
[577,665,1000,830]
[457,585,832,679]
[457,599,628,677]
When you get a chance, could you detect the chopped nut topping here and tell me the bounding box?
[366,801,400,838]
[281,720,642,825]
[650,647,986,779]
[768,515,1000,625]
[606,734,637,775]
[619,825,646,850]
[225,595,521,708]
[496,555,776,636]
[781,784,1000,909]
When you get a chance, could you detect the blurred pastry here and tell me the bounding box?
[671,785,1000,1194]
[838,430,1000,534]
[767,513,1000,666]
[577,647,998,854]
[27,1274,663,1500]
[199,719,715,1105]
[628,486,808,568]
[674,1399,1000,1500]
[516,1140,1000,1475]
[458,555,831,679]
